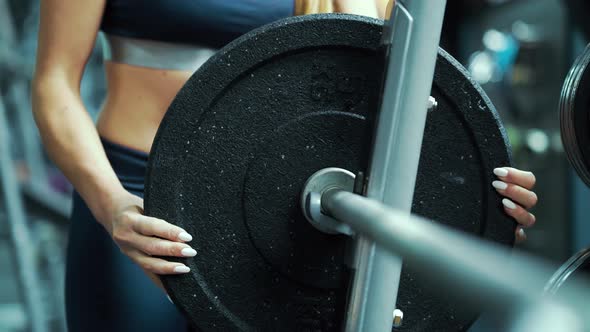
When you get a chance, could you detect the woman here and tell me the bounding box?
[31,0,538,331]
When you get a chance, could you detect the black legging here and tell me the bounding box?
[65,138,189,331]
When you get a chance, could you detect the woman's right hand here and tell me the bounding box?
[102,190,196,275]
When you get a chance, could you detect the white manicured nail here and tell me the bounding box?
[492,181,508,190]
[181,248,197,257]
[502,198,516,210]
[494,168,509,177]
[517,228,525,237]
[178,232,193,242]
[173,265,190,273]
[529,213,536,222]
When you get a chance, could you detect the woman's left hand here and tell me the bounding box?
[492,167,538,243]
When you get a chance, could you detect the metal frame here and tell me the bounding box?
[0,96,49,332]
[0,0,72,221]
[0,1,68,331]
[343,1,447,331]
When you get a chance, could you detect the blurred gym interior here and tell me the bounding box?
[0,0,588,331]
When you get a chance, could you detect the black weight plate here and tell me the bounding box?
[545,248,590,295]
[564,0,590,40]
[145,14,515,332]
[559,43,590,188]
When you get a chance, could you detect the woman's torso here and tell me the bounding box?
[96,0,295,152]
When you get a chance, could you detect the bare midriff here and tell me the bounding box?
[96,61,194,153]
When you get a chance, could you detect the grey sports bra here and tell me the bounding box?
[99,0,294,71]
[100,33,216,72]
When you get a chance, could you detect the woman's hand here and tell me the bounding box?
[102,191,196,277]
[492,167,538,243]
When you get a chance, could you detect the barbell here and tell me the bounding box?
[139,5,590,332]
[144,13,515,331]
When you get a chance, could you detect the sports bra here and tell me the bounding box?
[99,0,295,70]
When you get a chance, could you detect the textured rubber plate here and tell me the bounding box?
[545,248,590,296]
[145,14,515,332]
[559,43,590,188]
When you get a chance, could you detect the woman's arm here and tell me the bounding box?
[334,0,391,18]
[32,0,124,231]
[295,0,390,18]
[33,0,120,231]
[32,0,194,278]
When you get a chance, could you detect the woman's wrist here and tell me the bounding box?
[333,0,379,18]
[80,179,128,229]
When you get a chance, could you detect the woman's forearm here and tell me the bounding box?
[334,0,380,18]
[32,74,125,225]
[295,0,388,18]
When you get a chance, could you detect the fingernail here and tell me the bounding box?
[167,295,173,303]
[518,228,525,237]
[502,198,516,210]
[178,232,193,242]
[494,168,509,177]
[173,265,190,273]
[181,248,197,257]
[492,181,508,190]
